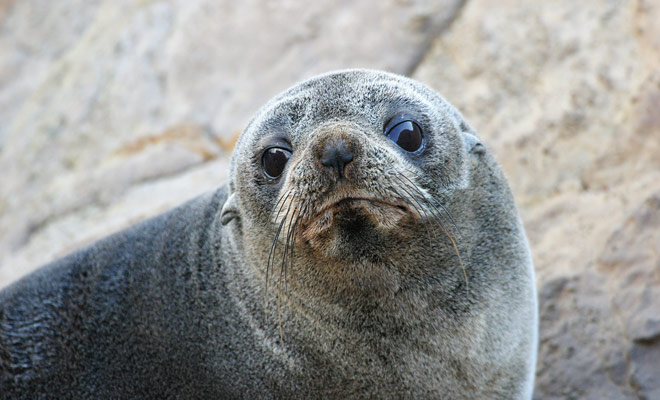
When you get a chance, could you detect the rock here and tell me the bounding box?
[598,192,660,399]
[534,272,638,399]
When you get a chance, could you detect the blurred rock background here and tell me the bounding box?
[0,0,658,398]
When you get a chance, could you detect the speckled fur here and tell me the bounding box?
[0,70,537,399]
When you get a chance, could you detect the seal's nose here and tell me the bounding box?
[320,140,354,181]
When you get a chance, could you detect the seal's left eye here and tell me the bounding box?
[262,147,292,179]
[385,120,424,153]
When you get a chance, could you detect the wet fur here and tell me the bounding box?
[0,70,537,398]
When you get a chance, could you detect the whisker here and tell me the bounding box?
[395,172,468,289]
[276,189,306,343]
[426,195,462,242]
[266,189,298,300]
[389,179,436,249]
[287,201,309,290]
[270,189,294,222]
[398,172,461,239]
[281,195,302,298]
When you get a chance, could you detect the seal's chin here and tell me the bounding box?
[299,197,413,260]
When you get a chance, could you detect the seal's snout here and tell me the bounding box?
[320,138,354,182]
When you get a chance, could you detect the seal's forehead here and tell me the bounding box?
[249,69,447,131]
[284,69,409,97]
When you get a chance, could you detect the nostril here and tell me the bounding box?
[320,141,354,180]
[341,152,354,164]
[320,154,336,167]
[321,143,354,166]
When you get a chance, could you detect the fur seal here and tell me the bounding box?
[0,69,538,398]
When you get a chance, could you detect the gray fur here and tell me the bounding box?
[0,70,537,399]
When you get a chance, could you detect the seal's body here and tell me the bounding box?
[0,70,537,399]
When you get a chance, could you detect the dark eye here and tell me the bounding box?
[262,147,292,179]
[385,120,424,152]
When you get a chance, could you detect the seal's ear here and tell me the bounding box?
[221,192,239,225]
[463,132,485,155]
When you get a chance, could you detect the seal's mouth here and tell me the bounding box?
[295,195,414,243]
[315,196,409,219]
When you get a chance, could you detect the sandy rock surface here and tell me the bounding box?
[1,0,659,398]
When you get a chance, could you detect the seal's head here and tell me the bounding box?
[225,69,481,302]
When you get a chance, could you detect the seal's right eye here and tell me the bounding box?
[262,147,292,179]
